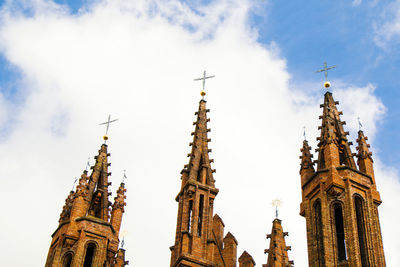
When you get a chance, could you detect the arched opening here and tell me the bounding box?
[63,252,73,267]
[333,203,347,262]
[314,200,325,267]
[354,195,369,267]
[83,243,97,267]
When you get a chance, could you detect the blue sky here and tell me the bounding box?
[0,0,399,266]
[1,0,399,164]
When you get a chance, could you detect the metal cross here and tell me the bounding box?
[194,70,215,94]
[71,177,78,191]
[357,117,363,131]
[271,199,282,219]
[303,126,307,141]
[122,170,127,183]
[99,115,118,135]
[315,61,336,81]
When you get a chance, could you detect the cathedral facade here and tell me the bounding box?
[46,88,385,266]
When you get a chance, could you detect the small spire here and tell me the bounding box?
[194,70,215,100]
[264,219,293,267]
[356,130,373,162]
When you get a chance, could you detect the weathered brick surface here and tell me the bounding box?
[45,144,128,267]
[299,92,386,267]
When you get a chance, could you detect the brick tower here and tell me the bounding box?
[299,91,386,267]
[263,219,294,267]
[45,142,128,267]
[170,98,252,267]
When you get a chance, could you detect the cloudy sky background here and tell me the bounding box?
[0,0,399,266]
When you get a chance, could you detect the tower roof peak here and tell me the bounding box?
[315,92,356,169]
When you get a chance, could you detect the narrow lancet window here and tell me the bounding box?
[334,204,347,262]
[63,253,73,267]
[83,243,96,267]
[198,195,204,236]
[355,196,369,267]
[314,200,325,267]
[187,200,193,233]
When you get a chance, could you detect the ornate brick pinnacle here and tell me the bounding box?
[59,190,74,223]
[300,140,315,171]
[264,219,293,267]
[315,92,356,169]
[112,183,127,212]
[182,99,215,187]
[356,131,373,161]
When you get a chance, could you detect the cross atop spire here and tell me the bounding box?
[194,70,215,99]
[122,169,127,183]
[357,117,363,131]
[99,114,118,142]
[316,61,336,90]
[316,61,336,81]
[271,199,282,219]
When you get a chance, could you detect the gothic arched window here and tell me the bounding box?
[314,200,325,267]
[354,195,369,267]
[333,203,347,262]
[83,243,97,267]
[63,252,73,267]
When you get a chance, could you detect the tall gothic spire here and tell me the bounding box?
[180,99,216,188]
[46,141,128,267]
[316,92,356,169]
[263,219,294,267]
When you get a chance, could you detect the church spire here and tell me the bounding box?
[316,92,356,169]
[300,140,315,185]
[181,99,216,188]
[263,219,294,267]
[356,130,375,182]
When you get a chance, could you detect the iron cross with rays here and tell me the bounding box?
[99,114,118,142]
[315,61,336,81]
[194,70,215,99]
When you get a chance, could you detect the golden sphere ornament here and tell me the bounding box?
[103,135,109,141]
[324,81,331,89]
[200,90,206,97]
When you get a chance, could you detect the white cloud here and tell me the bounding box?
[374,0,400,47]
[353,0,362,7]
[0,0,398,266]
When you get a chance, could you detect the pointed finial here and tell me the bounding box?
[315,61,336,90]
[357,117,363,131]
[194,70,215,100]
[71,177,78,191]
[271,199,283,219]
[85,157,90,171]
[120,229,128,248]
[122,169,127,184]
[303,126,307,141]
[99,114,118,143]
